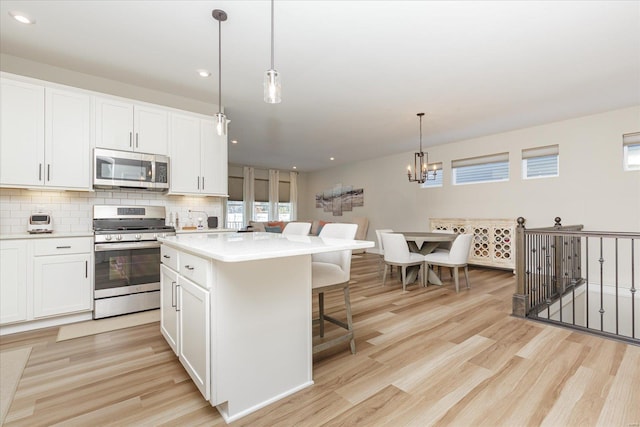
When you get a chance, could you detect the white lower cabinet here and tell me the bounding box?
[178,275,210,400]
[33,253,91,318]
[160,264,179,354]
[0,240,28,324]
[160,246,211,401]
[0,236,93,328]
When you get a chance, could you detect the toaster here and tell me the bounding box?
[28,213,53,234]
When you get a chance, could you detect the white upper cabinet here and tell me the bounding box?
[45,88,92,189]
[169,113,228,197]
[95,96,168,155]
[0,79,45,187]
[0,77,92,190]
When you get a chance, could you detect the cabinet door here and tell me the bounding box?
[0,79,45,187]
[491,225,514,268]
[200,119,228,196]
[0,240,28,324]
[45,88,92,190]
[160,265,179,355]
[169,113,201,194]
[95,97,134,151]
[135,105,168,155]
[178,276,210,400]
[33,253,92,318]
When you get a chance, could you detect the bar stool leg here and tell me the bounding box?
[344,286,355,354]
[318,292,325,337]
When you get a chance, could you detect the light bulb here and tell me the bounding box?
[215,112,227,136]
[264,69,281,104]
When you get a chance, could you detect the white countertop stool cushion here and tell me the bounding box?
[282,222,312,236]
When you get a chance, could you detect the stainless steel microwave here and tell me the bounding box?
[94,148,169,191]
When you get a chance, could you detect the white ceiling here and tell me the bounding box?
[1,1,639,172]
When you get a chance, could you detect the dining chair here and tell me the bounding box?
[423,233,473,293]
[367,228,393,277]
[282,222,312,236]
[381,232,425,291]
[311,223,358,354]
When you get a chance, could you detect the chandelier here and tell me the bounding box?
[407,113,437,183]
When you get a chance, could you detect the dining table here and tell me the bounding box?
[392,231,457,285]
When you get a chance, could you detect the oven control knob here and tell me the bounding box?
[116,235,123,241]
[135,234,142,240]
[105,235,112,241]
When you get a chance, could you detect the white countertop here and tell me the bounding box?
[175,228,235,234]
[158,232,374,262]
[0,231,94,240]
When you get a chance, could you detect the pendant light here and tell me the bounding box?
[264,0,281,103]
[407,113,437,183]
[212,9,228,136]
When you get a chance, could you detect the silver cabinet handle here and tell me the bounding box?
[129,132,133,147]
[184,265,194,271]
[171,281,177,308]
[197,176,200,190]
[202,176,205,190]
[47,164,50,181]
[56,246,72,249]
[163,254,171,259]
[39,163,42,181]
[85,260,88,278]
[136,133,139,148]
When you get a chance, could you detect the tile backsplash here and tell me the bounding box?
[0,188,224,235]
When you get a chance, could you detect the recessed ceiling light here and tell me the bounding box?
[330,157,335,161]
[292,166,297,169]
[9,11,35,24]
[231,140,238,144]
[197,69,211,78]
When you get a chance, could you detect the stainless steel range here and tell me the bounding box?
[93,205,175,319]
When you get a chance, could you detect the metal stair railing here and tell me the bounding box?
[513,217,639,345]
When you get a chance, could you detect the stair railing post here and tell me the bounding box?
[553,217,564,294]
[513,217,529,317]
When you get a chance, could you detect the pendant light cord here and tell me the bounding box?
[218,17,222,112]
[270,0,275,69]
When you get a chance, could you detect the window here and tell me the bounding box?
[522,145,559,179]
[278,179,291,221]
[452,153,509,185]
[226,200,244,229]
[420,162,443,188]
[225,174,244,229]
[623,132,640,171]
[254,175,270,221]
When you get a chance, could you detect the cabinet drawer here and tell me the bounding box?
[161,245,178,271]
[179,252,209,288]
[34,237,92,256]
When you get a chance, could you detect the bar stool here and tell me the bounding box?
[311,223,358,354]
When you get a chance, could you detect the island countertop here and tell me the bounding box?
[158,231,374,262]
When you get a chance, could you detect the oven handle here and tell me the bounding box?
[94,241,161,252]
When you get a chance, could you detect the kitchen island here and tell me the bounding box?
[157,231,373,423]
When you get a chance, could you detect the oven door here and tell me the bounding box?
[94,241,161,298]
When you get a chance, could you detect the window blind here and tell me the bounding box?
[522,145,559,159]
[452,153,509,184]
[228,176,243,201]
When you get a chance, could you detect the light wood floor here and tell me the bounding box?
[2,254,639,426]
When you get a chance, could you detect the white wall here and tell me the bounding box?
[301,107,640,241]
